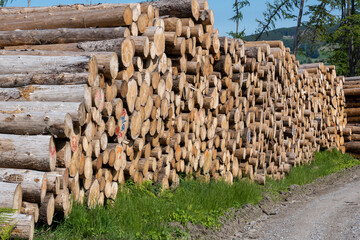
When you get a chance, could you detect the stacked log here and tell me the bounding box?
[343,76,360,154]
[0,1,346,239]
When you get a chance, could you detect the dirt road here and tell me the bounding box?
[188,166,360,240]
[235,180,360,239]
[234,169,360,240]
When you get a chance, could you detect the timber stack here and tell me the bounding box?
[343,76,360,155]
[0,0,345,239]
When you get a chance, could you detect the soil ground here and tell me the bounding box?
[188,165,360,239]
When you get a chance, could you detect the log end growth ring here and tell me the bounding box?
[121,38,134,68]
[154,27,165,56]
[123,6,133,26]
[192,0,200,21]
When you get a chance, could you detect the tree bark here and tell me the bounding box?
[345,141,360,153]
[0,72,91,88]
[0,84,90,104]
[0,7,133,31]
[293,0,304,54]
[143,0,200,21]
[0,55,97,80]
[0,50,118,80]
[0,27,130,46]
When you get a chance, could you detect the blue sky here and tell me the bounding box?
[6,0,320,36]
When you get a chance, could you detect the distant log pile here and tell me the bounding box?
[343,76,360,154]
[0,0,345,239]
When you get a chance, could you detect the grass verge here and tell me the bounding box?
[35,149,360,240]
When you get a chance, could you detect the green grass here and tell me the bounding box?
[0,208,16,240]
[35,149,360,240]
[266,149,360,195]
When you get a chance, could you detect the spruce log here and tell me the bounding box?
[77,39,133,68]
[0,55,97,76]
[344,108,360,117]
[142,27,165,56]
[143,0,200,20]
[87,179,100,208]
[46,173,60,194]
[39,193,55,225]
[0,50,118,80]
[130,36,149,58]
[0,101,84,137]
[54,188,70,216]
[0,72,91,88]
[0,168,47,203]
[345,142,360,153]
[20,202,39,223]
[0,7,133,31]
[0,3,139,14]
[344,88,360,96]
[0,85,91,106]
[0,134,56,171]
[0,182,22,211]
[0,27,130,46]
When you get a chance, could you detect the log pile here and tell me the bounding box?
[0,1,345,239]
[343,76,360,154]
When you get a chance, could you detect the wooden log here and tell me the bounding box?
[0,50,118,80]
[54,188,70,216]
[0,101,84,138]
[77,39,133,69]
[87,179,100,208]
[0,55,97,77]
[163,17,183,36]
[46,172,60,195]
[0,213,34,240]
[0,84,91,107]
[344,88,360,96]
[346,125,360,134]
[0,27,130,46]
[144,0,200,20]
[126,79,138,113]
[142,26,165,56]
[131,36,149,58]
[39,193,55,225]
[213,54,232,76]
[0,134,56,171]
[130,111,142,140]
[0,72,92,88]
[20,202,39,223]
[345,142,360,153]
[0,3,137,15]
[344,107,360,117]
[0,168,47,204]
[0,182,22,211]
[5,39,131,71]
[0,6,133,31]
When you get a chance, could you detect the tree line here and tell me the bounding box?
[230,0,360,77]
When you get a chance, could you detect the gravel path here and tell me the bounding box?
[234,179,360,240]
